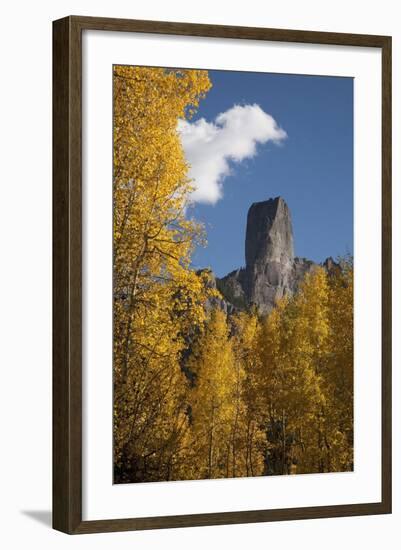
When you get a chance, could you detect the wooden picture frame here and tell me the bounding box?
[53,15,392,534]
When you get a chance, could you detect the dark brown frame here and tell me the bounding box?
[53,15,392,534]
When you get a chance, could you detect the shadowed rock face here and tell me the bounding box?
[244,197,295,311]
[217,197,321,314]
[245,197,294,267]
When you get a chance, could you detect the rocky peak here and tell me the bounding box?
[216,197,319,314]
[242,197,297,312]
[245,196,294,268]
[208,197,339,315]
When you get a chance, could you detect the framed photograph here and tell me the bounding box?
[53,16,392,534]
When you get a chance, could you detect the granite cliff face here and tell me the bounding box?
[216,197,324,314]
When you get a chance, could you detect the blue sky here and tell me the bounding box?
[182,69,353,278]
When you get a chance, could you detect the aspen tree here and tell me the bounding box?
[113,66,212,482]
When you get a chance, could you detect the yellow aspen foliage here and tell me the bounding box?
[257,268,329,474]
[182,310,236,479]
[113,66,213,482]
[322,257,354,471]
[256,265,353,475]
[230,311,265,477]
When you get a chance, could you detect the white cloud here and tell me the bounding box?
[177,104,287,205]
